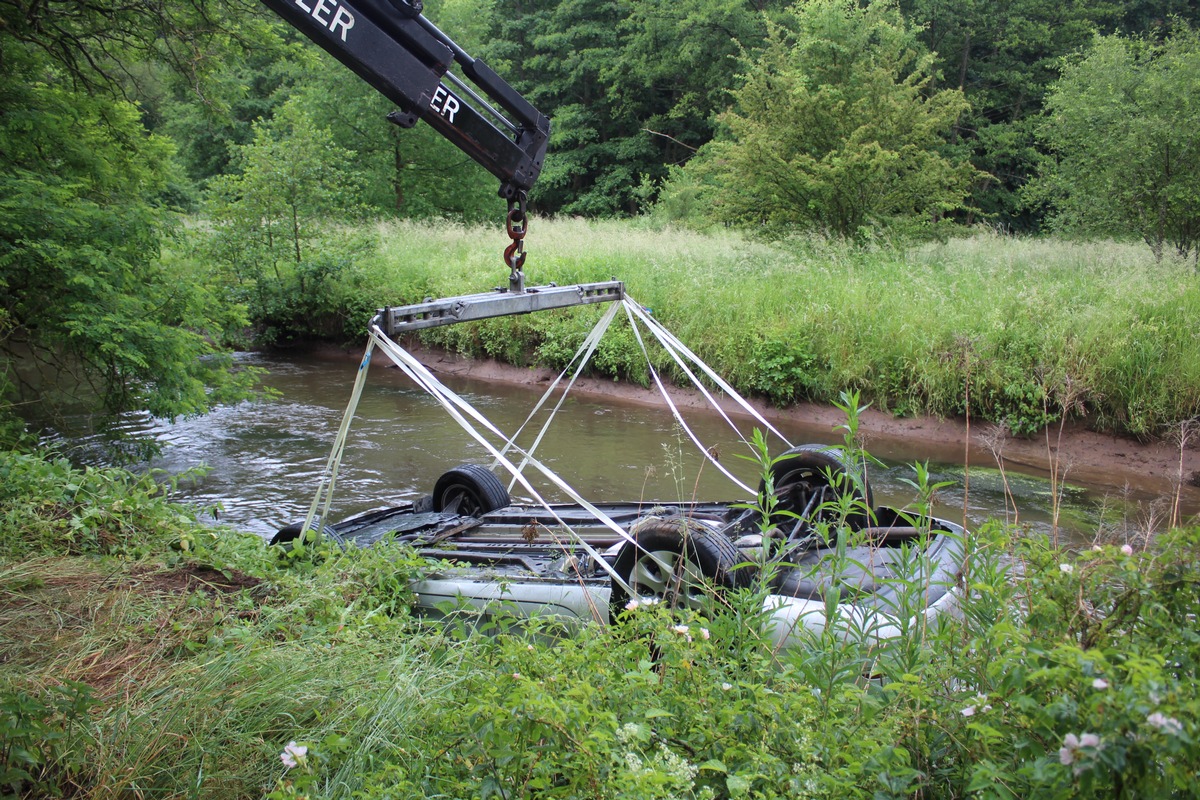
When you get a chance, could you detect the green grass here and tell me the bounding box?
[2,447,1199,799]
[327,220,1200,438]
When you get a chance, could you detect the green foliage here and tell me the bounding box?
[158,34,304,193]
[349,606,829,799]
[904,528,1200,798]
[676,0,981,239]
[204,100,372,343]
[0,681,98,798]
[0,1,274,97]
[14,0,1198,254]
[0,450,211,559]
[744,336,821,406]
[901,0,1123,229]
[491,0,643,215]
[0,3,264,444]
[602,0,781,204]
[1030,24,1200,264]
[285,49,499,219]
[2,446,1200,799]
[364,219,1200,437]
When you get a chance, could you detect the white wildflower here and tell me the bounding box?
[671,623,692,641]
[655,742,698,784]
[1121,544,1134,556]
[1059,563,1074,575]
[1147,712,1183,735]
[699,627,710,640]
[961,706,976,717]
[1059,732,1101,769]
[280,741,307,770]
[625,599,640,611]
[1092,678,1109,690]
[1059,734,1078,765]
[721,682,733,691]
[1059,734,1078,766]
[615,722,643,744]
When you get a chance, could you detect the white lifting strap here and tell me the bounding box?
[302,341,375,537]
[495,299,621,489]
[624,297,791,446]
[367,323,649,619]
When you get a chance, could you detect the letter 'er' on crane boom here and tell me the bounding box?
[259,0,550,202]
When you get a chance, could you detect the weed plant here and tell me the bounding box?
[2,446,1198,799]
[248,218,1200,438]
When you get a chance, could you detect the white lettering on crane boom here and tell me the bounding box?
[293,0,355,42]
[429,85,460,125]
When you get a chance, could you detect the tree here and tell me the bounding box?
[481,0,787,216]
[285,53,497,220]
[483,0,647,215]
[679,0,980,239]
[899,0,1123,229]
[205,100,368,341]
[605,0,783,200]
[0,3,263,445]
[1030,25,1200,263]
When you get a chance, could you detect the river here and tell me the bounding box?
[135,351,1164,546]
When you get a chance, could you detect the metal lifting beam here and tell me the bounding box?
[378,281,625,334]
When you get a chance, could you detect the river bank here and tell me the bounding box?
[319,341,1200,514]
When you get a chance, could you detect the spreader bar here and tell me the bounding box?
[378,281,625,334]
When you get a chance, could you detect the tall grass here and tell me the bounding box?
[3,449,1198,799]
[335,220,1200,437]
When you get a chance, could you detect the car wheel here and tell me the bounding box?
[760,444,874,529]
[610,517,754,615]
[432,464,511,516]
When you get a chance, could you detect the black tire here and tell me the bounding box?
[270,522,347,550]
[432,464,511,516]
[610,517,754,615]
[761,444,874,530]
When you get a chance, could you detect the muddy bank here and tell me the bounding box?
[316,342,1200,514]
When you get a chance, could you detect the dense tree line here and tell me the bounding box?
[2,0,1199,443]
[126,0,1198,230]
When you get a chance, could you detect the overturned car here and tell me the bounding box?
[273,444,966,649]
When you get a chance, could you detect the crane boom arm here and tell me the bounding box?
[260,0,549,198]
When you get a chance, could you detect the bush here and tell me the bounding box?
[0,451,206,559]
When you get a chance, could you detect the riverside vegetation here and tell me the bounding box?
[191,217,1200,439]
[1,428,1198,799]
[6,1,1200,447]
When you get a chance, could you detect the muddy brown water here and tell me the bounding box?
[133,352,1178,545]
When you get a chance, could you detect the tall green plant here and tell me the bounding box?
[677,0,982,239]
[0,34,257,443]
[1030,24,1200,264]
[205,100,369,342]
